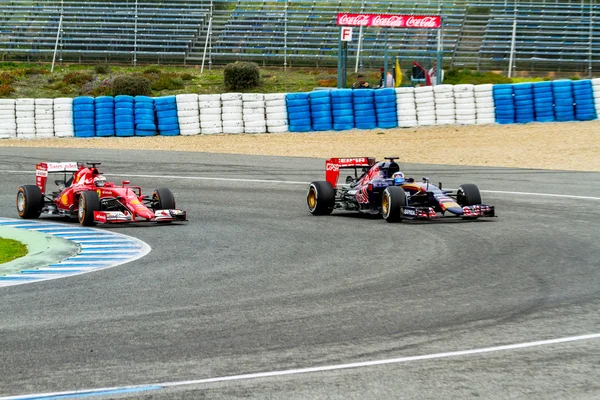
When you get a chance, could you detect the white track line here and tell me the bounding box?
[3,333,599,400]
[2,170,599,201]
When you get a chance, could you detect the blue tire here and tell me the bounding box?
[377,121,398,129]
[355,122,377,130]
[310,104,332,113]
[375,103,396,112]
[115,95,134,103]
[310,97,331,106]
[156,110,178,119]
[95,118,114,126]
[116,122,135,130]
[535,116,556,123]
[73,118,94,126]
[115,108,134,116]
[74,130,95,137]
[136,123,157,131]
[333,115,354,124]
[286,99,309,108]
[135,129,156,136]
[155,102,177,112]
[73,97,94,105]
[330,89,353,98]
[311,110,332,118]
[116,129,135,137]
[94,108,113,117]
[332,109,353,117]
[312,123,333,131]
[375,95,396,103]
[286,93,309,100]
[308,90,331,99]
[96,129,115,137]
[135,108,155,116]
[333,123,354,131]
[134,103,154,111]
[288,117,312,125]
[576,113,597,121]
[288,124,312,132]
[287,104,310,114]
[288,112,310,121]
[158,116,179,125]
[159,129,180,136]
[154,96,176,105]
[353,97,375,105]
[158,123,179,131]
[135,95,154,103]
[74,104,94,112]
[331,102,353,110]
[353,104,375,112]
[353,89,374,97]
[312,116,333,124]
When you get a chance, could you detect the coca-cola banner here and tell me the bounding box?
[336,13,441,29]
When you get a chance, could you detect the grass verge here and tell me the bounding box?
[0,238,28,264]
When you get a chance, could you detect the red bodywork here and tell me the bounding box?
[325,157,376,189]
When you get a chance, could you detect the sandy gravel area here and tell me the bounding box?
[1,120,598,171]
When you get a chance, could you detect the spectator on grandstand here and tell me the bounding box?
[428,61,444,86]
[385,70,395,88]
[353,75,370,89]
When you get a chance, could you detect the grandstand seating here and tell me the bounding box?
[0,0,597,73]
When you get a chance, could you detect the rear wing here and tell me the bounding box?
[325,157,376,188]
[35,162,79,194]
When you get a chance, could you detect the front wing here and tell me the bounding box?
[401,204,495,220]
[93,209,187,224]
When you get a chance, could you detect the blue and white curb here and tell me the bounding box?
[0,218,151,287]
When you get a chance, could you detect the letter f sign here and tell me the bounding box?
[341,27,353,42]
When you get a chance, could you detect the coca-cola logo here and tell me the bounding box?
[406,16,440,28]
[372,15,405,28]
[337,14,370,26]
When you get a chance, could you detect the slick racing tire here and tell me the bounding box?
[16,185,43,219]
[152,188,176,210]
[307,181,335,215]
[457,183,482,220]
[382,186,408,223]
[78,191,100,226]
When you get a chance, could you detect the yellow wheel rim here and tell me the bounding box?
[307,187,317,210]
[382,192,389,216]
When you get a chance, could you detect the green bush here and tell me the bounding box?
[444,68,511,85]
[62,71,93,85]
[111,74,151,96]
[224,62,260,90]
[24,67,49,75]
[0,84,14,96]
[93,64,111,74]
[0,72,14,85]
[180,72,194,81]
[143,66,162,74]
[151,74,185,91]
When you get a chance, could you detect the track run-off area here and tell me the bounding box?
[0,147,599,399]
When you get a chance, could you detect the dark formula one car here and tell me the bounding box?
[307,157,495,222]
[17,161,187,226]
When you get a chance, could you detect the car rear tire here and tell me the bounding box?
[457,184,482,206]
[152,188,176,210]
[382,186,408,222]
[307,181,335,215]
[78,191,100,226]
[16,185,43,219]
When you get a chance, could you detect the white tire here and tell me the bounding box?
[198,94,221,101]
[474,84,494,92]
[433,84,453,93]
[0,104,15,110]
[242,93,263,101]
[264,93,286,101]
[454,92,475,99]
[54,104,73,112]
[54,98,73,105]
[221,100,243,107]
[54,110,73,119]
[475,99,495,107]
[414,86,433,94]
[398,121,418,128]
[54,118,73,126]
[456,107,477,116]
[477,118,497,125]
[243,107,265,116]
[456,118,477,125]
[434,98,455,106]
[244,101,265,108]
[454,99,476,107]
[244,120,267,128]
[16,105,35,112]
[454,84,475,92]
[417,118,435,126]
[417,110,435,118]
[266,106,287,114]
[222,126,245,134]
[245,126,267,134]
[36,128,55,135]
[397,103,417,111]
[35,98,53,105]
[178,116,200,125]
[265,99,286,107]
[220,93,243,101]
[414,93,435,102]
[266,119,288,127]
[474,91,493,99]
[416,105,435,113]
[177,110,198,118]
[199,114,221,122]
[397,110,417,117]
[202,127,223,135]
[0,99,15,105]
[199,100,220,109]
[396,94,415,101]
[1,123,17,129]
[268,125,289,133]
[180,127,201,136]
[0,129,17,136]
[179,122,201,130]
[434,92,454,100]
[395,87,414,94]
[16,118,35,125]
[477,106,496,114]
[243,114,265,122]
[436,108,455,117]
[16,98,35,105]
[17,133,36,139]
[266,112,288,120]
[35,114,54,121]
[176,94,198,102]
[223,120,245,128]
[477,112,496,119]
[201,121,222,129]
[222,106,243,114]
[436,117,455,125]
[35,121,54,129]
[0,110,16,117]
[177,102,200,112]
[221,113,243,121]
[200,108,222,115]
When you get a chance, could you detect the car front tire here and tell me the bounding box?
[382,186,407,223]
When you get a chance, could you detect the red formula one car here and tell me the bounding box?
[307,157,495,222]
[17,161,187,226]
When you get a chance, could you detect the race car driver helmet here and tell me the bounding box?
[94,176,107,187]
[393,172,406,185]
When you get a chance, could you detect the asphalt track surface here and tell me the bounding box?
[0,147,599,399]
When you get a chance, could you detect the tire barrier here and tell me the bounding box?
[94,96,115,137]
[573,80,597,121]
[374,88,398,129]
[415,86,435,126]
[154,96,179,136]
[221,92,244,134]
[0,99,17,139]
[286,92,311,132]
[474,84,496,125]
[513,83,535,124]
[2,80,599,140]
[309,90,333,132]
[134,96,156,136]
[593,78,600,116]
[114,95,134,137]
[331,89,354,131]
[175,94,200,136]
[34,98,54,138]
[396,87,418,128]
[16,98,36,139]
[353,89,377,130]
[72,96,95,138]
[552,80,575,122]
[532,82,555,123]
[242,93,266,134]
[265,93,289,133]
[434,85,455,125]
[493,84,515,124]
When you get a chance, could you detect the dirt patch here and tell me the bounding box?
[1,120,599,171]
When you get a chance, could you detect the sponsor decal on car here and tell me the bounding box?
[403,208,416,216]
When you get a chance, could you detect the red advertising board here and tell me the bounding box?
[336,13,441,29]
